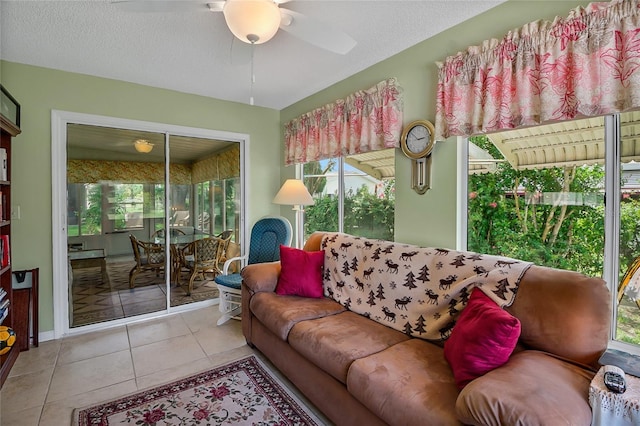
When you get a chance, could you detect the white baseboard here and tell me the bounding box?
[37,330,56,343]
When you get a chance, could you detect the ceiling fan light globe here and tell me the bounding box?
[134,139,154,153]
[223,0,281,44]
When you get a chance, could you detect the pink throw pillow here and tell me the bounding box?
[444,287,521,389]
[275,245,324,298]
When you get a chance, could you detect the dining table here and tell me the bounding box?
[152,232,210,246]
[152,232,211,284]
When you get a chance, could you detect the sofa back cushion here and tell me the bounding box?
[506,265,610,368]
[320,233,531,341]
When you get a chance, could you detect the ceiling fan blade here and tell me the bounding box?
[279,9,356,55]
[113,1,209,13]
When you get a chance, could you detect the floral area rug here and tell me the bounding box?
[74,355,323,425]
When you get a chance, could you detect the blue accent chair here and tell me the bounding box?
[215,216,292,325]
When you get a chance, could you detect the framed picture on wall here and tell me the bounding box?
[0,85,20,128]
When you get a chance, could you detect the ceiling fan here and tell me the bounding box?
[114,0,357,55]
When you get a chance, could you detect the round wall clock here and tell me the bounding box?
[400,119,436,194]
[400,120,435,160]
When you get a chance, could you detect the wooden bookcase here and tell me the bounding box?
[0,91,20,388]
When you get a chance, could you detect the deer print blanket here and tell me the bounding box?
[321,233,532,341]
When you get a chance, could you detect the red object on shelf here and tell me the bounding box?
[1,235,9,268]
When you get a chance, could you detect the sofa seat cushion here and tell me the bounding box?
[347,339,462,426]
[289,311,410,384]
[250,292,346,341]
[456,350,595,426]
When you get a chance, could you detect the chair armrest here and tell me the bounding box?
[241,261,281,293]
[222,255,247,275]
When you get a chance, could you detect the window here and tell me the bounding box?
[109,183,145,230]
[616,112,640,347]
[302,149,395,241]
[194,177,239,237]
[464,112,640,355]
[68,182,169,236]
[466,119,605,275]
[194,181,210,233]
[67,183,102,236]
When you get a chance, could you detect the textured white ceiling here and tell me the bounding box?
[0,0,506,110]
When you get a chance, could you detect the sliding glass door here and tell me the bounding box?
[65,122,242,329]
[168,137,241,307]
[67,126,168,327]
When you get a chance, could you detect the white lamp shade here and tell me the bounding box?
[223,0,281,45]
[273,179,314,206]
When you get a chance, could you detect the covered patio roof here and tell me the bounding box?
[471,111,640,174]
[346,149,396,180]
[335,112,640,180]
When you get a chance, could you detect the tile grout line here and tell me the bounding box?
[37,341,64,425]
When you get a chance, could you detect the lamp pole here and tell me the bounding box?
[293,205,304,249]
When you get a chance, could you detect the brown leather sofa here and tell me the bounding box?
[240,232,611,425]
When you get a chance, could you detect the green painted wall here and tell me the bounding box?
[1,0,590,335]
[0,61,281,333]
[281,0,590,249]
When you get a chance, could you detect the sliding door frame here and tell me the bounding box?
[51,110,249,339]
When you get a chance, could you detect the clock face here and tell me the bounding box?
[407,125,431,154]
[401,120,435,159]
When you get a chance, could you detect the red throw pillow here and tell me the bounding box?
[444,287,521,389]
[275,245,324,298]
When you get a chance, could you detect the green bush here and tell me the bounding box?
[305,180,394,241]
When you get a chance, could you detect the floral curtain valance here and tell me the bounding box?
[435,0,640,140]
[191,145,240,184]
[284,78,403,165]
[68,160,192,185]
[68,146,240,185]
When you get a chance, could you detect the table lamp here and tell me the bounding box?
[273,179,314,248]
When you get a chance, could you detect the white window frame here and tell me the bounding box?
[457,113,640,357]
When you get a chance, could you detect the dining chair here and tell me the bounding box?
[172,210,190,226]
[215,216,292,325]
[151,228,186,239]
[197,211,211,232]
[618,254,640,309]
[215,230,234,240]
[151,229,188,283]
[179,236,225,296]
[214,230,234,270]
[128,234,165,288]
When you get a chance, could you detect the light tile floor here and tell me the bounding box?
[0,306,253,426]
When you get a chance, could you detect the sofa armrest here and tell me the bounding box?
[456,350,594,425]
[241,261,281,293]
[506,265,610,369]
